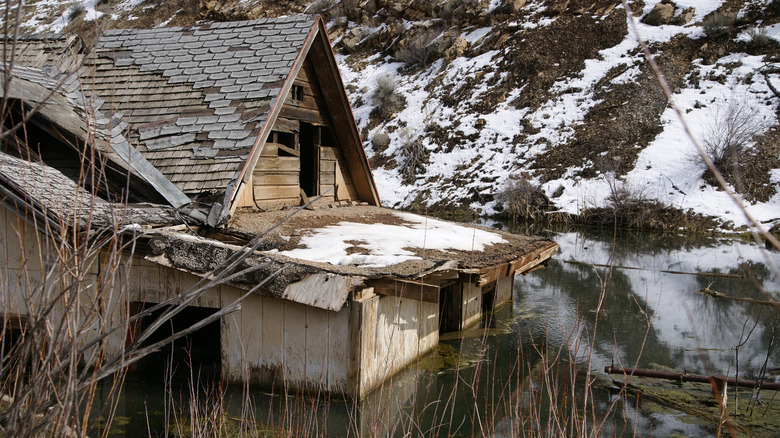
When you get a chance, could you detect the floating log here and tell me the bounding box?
[697,285,779,308]
[565,260,743,278]
[604,366,780,391]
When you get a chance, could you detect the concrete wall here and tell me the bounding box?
[353,292,438,398]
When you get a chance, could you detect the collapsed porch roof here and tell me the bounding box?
[139,205,558,312]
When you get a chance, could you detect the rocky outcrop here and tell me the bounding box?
[642,1,695,26]
[642,1,675,26]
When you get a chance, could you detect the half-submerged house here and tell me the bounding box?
[1,16,557,398]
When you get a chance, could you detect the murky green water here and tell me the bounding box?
[99,225,779,437]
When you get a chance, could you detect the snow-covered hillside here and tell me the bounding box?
[9,0,780,231]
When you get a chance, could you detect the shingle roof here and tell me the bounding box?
[1,64,192,208]
[84,15,318,196]
[0,151,182,230]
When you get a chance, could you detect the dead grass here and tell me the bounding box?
[496,174,552,222]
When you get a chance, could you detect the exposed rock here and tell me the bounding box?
[341,27,366,52]
[444,36,469,60]
[642,2,675,26]
[670,7,695,25]
[543,0,569,17]
[506,0,527,13]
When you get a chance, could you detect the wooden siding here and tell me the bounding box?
[247,55,359,209]
[353,293,438,398]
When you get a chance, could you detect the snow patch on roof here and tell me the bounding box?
[274,212,507,268]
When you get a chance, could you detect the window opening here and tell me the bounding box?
[291,85,304,102]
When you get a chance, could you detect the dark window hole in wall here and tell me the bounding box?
[128,302,221,383]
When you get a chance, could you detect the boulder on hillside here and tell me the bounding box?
[496,0,526,14]
[670,7,695,26]
[642,1,675,26]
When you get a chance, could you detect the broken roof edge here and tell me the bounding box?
[133,217,559,312]
[1,64,195,214]
[141,227,366,312]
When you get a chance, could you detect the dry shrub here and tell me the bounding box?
[702,12,734,38]
[746,27,772,50]
[496,174,551,221]
[371,74,406,120]
[579,177,719,231]
[395,30,440,67]
[397,128,428,183]
[371,131,390,153]
[306,0,332,15]
[701,99,769,192]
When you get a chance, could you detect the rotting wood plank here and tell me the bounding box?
[273,118,300,133]
[304,306,329,390]
[276,143,300,157]
[287,94,324,112]
[253,197,302,209]
[255,156,300,172]
[260,143,278,156]
[253,173,299,186]
[306,34,379,205]
[278,105,325,125]
[253,185,301,199]
[346,296,363,397]
[280,273,359,312]
[366,278,439,303]
[320,160,335,172]
[420,268,460,286]
[327,307,349,394]
[460,241,559,286]
[320,173,335,185]
[320,147,337,160]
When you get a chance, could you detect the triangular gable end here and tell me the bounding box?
[230,17,380,213]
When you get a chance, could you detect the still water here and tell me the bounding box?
[101,225,779,436]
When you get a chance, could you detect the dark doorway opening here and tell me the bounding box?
[481,281,497,329]
[439,283,462,333]
[128,303,221,383]
[299,122,319,197]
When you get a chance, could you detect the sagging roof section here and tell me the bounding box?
[0,64,193,209]
[0,151,182,231]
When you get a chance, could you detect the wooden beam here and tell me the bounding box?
[420,269,459,286]
[366,278,439,303]
[276,143,300,157]
[460,241,559,286]
[508,242,559,275]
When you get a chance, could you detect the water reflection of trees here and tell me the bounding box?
[518,231,778,378]
[518,258,678,372]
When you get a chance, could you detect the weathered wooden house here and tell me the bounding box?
[0,16,557,398]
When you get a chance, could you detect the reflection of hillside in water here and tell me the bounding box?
[514,228,779,378]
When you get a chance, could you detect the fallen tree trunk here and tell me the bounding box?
[604,366,780,391]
